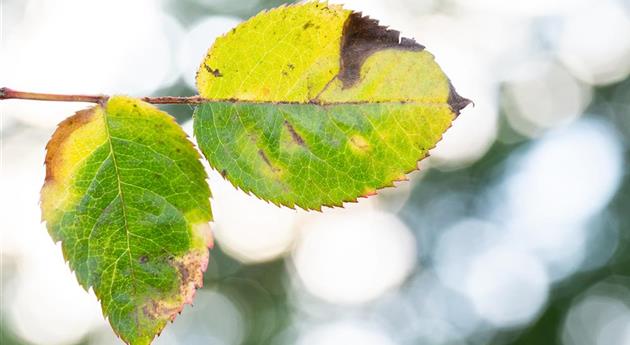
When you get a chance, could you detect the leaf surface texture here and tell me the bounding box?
[41,96,213,345]
[194,2,470,209]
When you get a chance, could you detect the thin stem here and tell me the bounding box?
[0,87,207,105]
[0,86,438,107]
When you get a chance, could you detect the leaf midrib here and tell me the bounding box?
[102,109,140,327]
[195,99,451,106]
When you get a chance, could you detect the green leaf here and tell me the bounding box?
[194,2,470,210]
[41,96,213,345]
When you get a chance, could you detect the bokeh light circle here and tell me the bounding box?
[292,210,416,304]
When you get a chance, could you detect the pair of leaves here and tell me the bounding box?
[40,2,470,345]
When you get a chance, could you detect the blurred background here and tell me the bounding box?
[1,0,630,344]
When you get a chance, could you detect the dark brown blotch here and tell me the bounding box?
[204,64,223,77]
[284,120,306,147]
[258,149,273,168]
[338,12,425,89]
[172,260,190,283]
[258,149,281,173]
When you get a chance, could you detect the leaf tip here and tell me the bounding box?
[447,81,472,116]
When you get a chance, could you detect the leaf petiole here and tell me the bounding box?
[0,87,206,105]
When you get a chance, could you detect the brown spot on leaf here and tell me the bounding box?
[44,107,97,183]
[203,64,223,77]
[141,248,209,322]
[172,260,190,283]
[258,149,279,172]
[338,12,425,89]
[142,299,181,322]
[173,249,207,303]
[139,255,149,264]
[284,120,306,147]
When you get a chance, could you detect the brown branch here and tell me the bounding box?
[0,87,465,108]
[0,87,207,105]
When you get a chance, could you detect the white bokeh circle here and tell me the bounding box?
[292,210,416,304]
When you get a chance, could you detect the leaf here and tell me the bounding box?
[40,96,213,345]
[194,2,471,210]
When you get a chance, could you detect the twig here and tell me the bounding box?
[0,87,207,105]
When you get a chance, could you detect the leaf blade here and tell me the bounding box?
[194,102,454,210]
[194,2,470,210]
[41,96,212,345]
[196,2,351,102]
